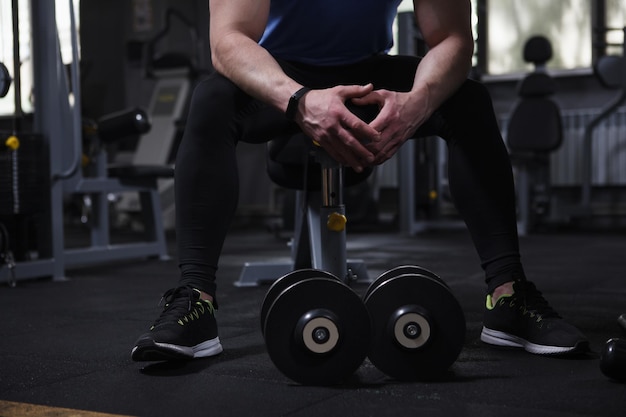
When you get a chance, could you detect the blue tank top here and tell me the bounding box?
[259,0,404,66]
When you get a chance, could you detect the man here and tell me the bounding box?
[131,0,588,363]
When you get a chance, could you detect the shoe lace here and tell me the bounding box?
[515,281,561,320]
[152,286,213,327]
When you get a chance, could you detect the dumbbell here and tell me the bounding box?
[261,265,466,384]
[600,338,626,382]
[599,314,626,382]
[364,265,466,381]
[260,269,370,385]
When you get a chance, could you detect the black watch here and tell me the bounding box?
[285,87,311,120]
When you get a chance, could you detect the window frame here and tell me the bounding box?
[474,0,623,79]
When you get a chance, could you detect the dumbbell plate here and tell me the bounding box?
[263,276,370,385]
[364,265,444,301]
[365,271,465,381]
[260,269,336,336]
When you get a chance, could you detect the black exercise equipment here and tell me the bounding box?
[261,265,466,384]
[364,265,466,381]
[261,269,371,385]
[96,107,151,143]
[600,338,626,382]
[0,62,11,98]
[102,108,174,180]
[599,313,626,382]
[506,35,563,234]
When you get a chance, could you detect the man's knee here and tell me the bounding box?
[190,73,240,110]
[441,79,499,134]
[185,73,242,132]
[455,79,494,110]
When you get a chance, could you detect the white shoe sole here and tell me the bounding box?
[193,337,223,358]
[132,337,223,361]
[480,327,580,355]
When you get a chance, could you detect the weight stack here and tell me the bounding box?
[0,133,44,216]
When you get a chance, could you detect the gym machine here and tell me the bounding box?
[0,0,170,285]
[113,8,202,230]
[513,28,626,232]
[506,36,563,235]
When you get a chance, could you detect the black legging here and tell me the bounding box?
[175,54,525,300]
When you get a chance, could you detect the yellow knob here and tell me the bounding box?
[429,190,438,200]
[5,135,19,150]
[327,212,347,232]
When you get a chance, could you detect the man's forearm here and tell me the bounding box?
[409,36,473,120]
[410,0,474,119]
[210,33,301,114]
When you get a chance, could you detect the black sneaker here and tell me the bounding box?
[131,286,223,361]
[481,280,588,355]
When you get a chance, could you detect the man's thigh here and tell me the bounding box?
[278,55,420,91]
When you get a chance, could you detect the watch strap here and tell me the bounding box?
[285,87,311,120]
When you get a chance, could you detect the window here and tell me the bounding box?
[606,0,626,55]
[486,0,593,75]
[0,0,32,116]
[0,0,79,116]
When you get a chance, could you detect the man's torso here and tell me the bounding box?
[259,0,404,66]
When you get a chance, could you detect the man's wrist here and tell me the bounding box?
[285,87,311,120]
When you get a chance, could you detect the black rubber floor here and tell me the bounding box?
[1,227,625,416]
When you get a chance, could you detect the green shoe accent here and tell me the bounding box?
[486,293,513,310]
[485,294,493,310]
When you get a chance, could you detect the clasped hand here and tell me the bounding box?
[296,83,422,173]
